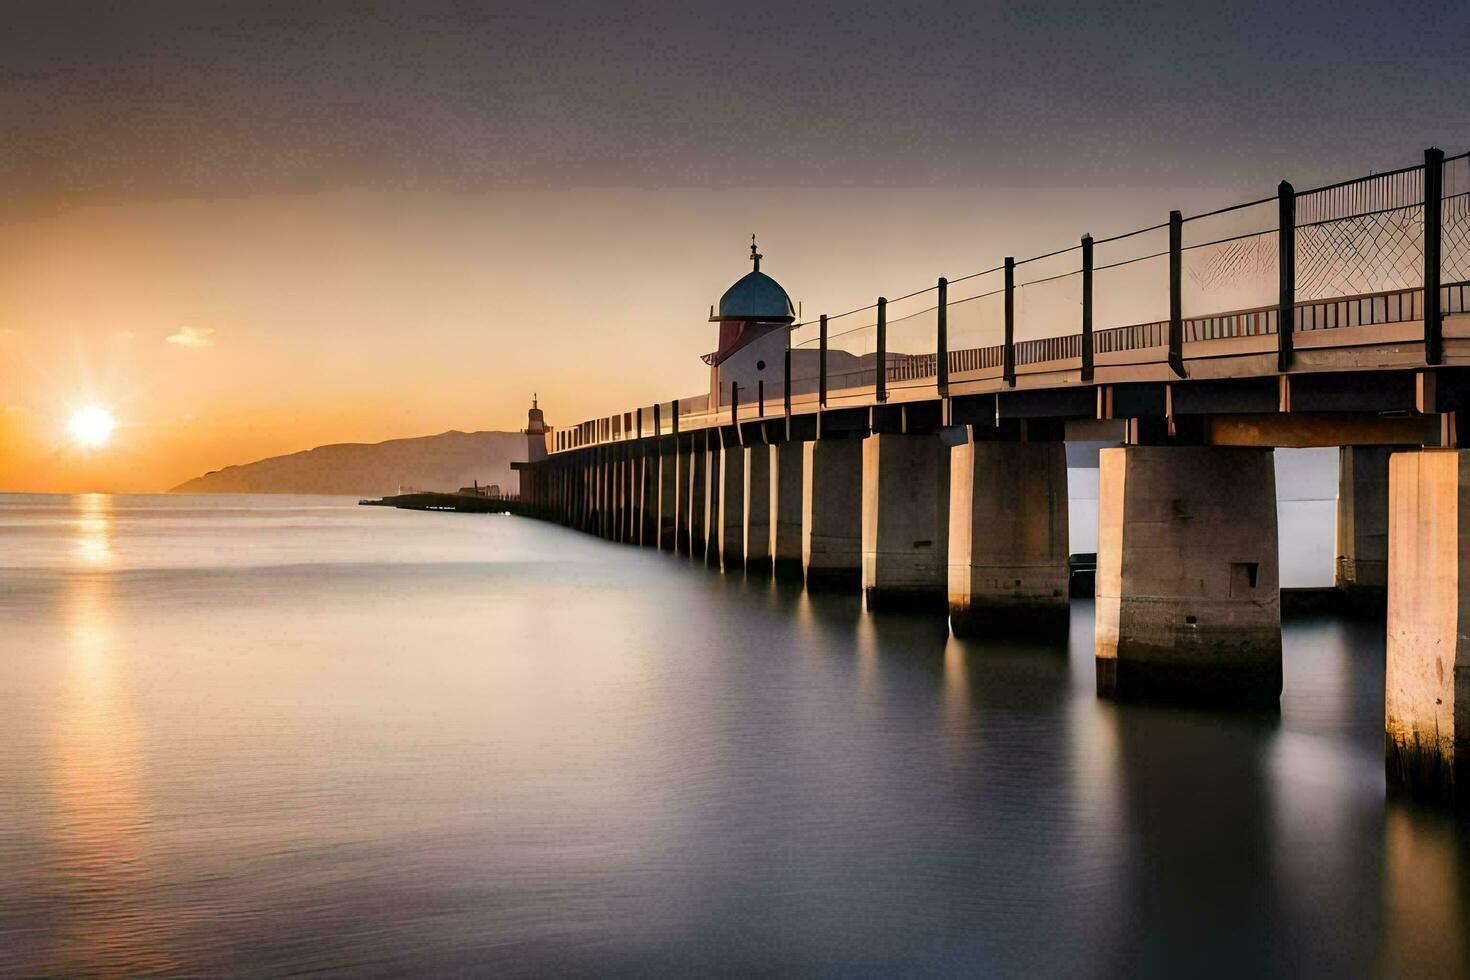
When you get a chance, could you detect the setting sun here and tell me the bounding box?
[69,406,116,448]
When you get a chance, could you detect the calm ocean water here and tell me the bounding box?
[1,492,1467,977]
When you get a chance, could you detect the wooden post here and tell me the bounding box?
[819,314,828,408]
[653,402,662,438]
[1168,209,1185,378]
[1278,180,1296,373]
[937,277,949,396]
[1003,258,1016,387]
[731,382,739,427]
[876,296,888,403]
[1081,235,1094,383]
[671,399,679,437]
[1425,147,1445,366]
[758,379,765,418]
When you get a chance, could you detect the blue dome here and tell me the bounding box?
[717,270,795,322]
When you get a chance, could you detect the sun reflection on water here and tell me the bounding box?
[72,492,114,566]
[46,495,177,974]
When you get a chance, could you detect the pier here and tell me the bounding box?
[516,146,1470,808]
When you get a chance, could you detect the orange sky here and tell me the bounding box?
[3,182,1256,493]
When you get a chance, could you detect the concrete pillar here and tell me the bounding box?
[606,451,617,539]
[1096,445,1281,706]
[618,449,629,541]
[586,453,599,535]
[554,465,564,523]
[771,442,804,580]
[948,439,1070,636]
[603,451,615,539]
[744,444,773,576]
[658,442,679,551]
[593,451,605,537]
[686,437,706,557]
[579,458,590,528]
[1337,445,1391,600]
[626,449,639,543]
[579,458,590,531]
[583,456,594,533]
[639,449,657,546]
[719,438,746,572]
[803,439,864,592]
[861,433,951,611]
[704,436,722,566]
[1385,449,1470,807]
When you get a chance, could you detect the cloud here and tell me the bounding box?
[166,326,216,348]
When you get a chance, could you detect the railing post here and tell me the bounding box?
[636,407,643,441]
[1080,235,1094,383]
[758,379,765,418]
[1425,146,1445,366]
[819,314,828,408]
[1278,180,1296,373]
[876,296,888,403]
[1003,257,1016,386]
[731,382,739,426]
[1168,209,1185,378]
[783,343,792,417]
[937,277,949,396]
[671,399,679,437]
[653,402,662,438]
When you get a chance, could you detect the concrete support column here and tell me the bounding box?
[605,451,616,539]
[602,451,615,539]
[861,433,951,611]
[659,443,680,551]
[625,449,639,543]
[1096,445,1281,706]
[1337,445,1391,600]
[685,437,706,557]
[623,449,635,543]
[702,436,722,566]
[1385,449,1470,807]
[594,453,604,535]
[744,445,773,575]
[582,456,593,533]
[639,449,657,546]
[579,458,590,528]
[582,456,591,531]
[949,439,1070,636]
[803,439,864,591]
[583,456,594,533]
[719,438,746,572]
[613,449,625,542]
[771,442,804,580]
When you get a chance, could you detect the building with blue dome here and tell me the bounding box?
[704,237,798,406]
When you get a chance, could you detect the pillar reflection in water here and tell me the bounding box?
[1381,806,1470,978]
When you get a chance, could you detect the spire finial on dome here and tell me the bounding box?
[750,234,762,273]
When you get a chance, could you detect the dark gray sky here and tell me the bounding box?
[5,0,1468,202]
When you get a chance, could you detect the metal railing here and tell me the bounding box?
[555,145,1470,453]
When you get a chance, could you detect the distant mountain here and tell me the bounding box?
[170,430,531,496]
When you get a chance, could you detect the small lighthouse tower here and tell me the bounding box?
[524,394,549,462]
[704,236,796,406]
